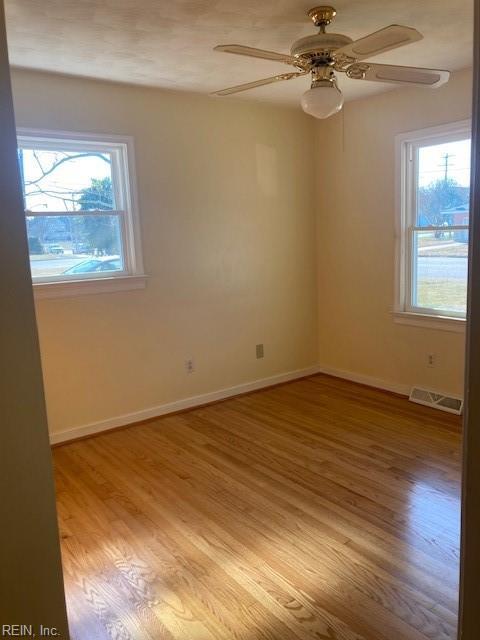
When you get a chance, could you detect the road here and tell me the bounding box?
[31,256,86,270]
[30,255,91,277]
[417,256,467,281]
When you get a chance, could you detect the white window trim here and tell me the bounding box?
[394,119,471,332]
[17,128,146,298]
[33,274,148,299]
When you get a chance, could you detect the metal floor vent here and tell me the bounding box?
[409,387,463,415]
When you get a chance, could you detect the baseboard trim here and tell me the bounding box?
[49,365,435,446]
[316,365,411,397]
[49,365,321,445]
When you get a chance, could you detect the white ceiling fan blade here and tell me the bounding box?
[334,25,423,63]
[212,71,308,96]
[214,44,301,66]
[346,62,450,88]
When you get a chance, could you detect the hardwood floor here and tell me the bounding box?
[53,374,462,640]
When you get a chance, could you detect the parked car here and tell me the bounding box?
[62,256,122,275]
[46,244,65,255]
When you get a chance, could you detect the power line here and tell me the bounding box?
[420,166,470,173]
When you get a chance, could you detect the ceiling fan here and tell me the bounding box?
[212,5,450,119]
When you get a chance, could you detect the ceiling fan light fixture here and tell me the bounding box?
[300,80,344,119]
[213,6,450,109]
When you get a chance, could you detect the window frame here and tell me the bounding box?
[17,128,146,298]
[394,120,471,330]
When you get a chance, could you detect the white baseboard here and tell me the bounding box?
[49,364,460,445]
[49,364,321,445]
[316,365,411,396]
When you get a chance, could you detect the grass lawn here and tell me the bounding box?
[417,279,467,313]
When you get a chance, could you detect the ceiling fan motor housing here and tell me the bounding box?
[290,33,353,64]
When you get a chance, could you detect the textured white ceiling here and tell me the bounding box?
[4,0,474,105]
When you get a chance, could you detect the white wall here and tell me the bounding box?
[11,69,319,438]
[315,68,472,396]
[11,66,472,440]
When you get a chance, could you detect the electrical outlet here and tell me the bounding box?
[256,343,264,359]
[185,359,195,374]
[427,353,436,368]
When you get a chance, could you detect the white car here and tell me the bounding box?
[47,244,64,255]
[62,255,122,275]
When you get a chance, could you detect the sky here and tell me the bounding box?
[418,138,471,188]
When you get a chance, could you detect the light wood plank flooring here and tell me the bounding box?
[53,374,461,640]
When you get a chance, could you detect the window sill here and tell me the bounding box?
[393,311,466,333]
[33,274,148,300]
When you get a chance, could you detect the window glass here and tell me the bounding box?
[27,214,123,279]
[409,134,470,317]
[416,139,470,227]
[412,230,468,315]
[19,148,115,213]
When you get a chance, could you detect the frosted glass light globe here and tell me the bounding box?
[301,84,344,119]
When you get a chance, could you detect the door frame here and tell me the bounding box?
[458,0,480,638]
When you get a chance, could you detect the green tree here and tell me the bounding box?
[77,177,117,255]
[78,177,113,211]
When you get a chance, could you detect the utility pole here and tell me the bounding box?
[439,152,455,181]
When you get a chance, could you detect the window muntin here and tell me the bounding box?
[399,124,471,319]
[17,130,142,285]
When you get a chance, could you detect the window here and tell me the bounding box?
[17,129,145,297]
[396,121,471,326]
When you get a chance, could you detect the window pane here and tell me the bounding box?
[413,230,468,315]
[416,138,471,227]
[18,147,115,212]
[28,215,124,279]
